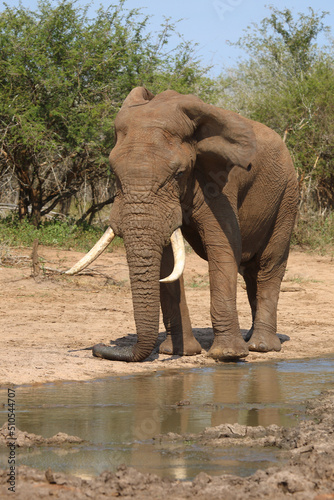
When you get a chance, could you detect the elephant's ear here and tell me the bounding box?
[183,99,257,170]
[121,87,155,108]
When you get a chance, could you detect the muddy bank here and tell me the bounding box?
[0,423,84,447]
[1,390,333,499]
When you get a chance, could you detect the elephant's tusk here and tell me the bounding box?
[65,227,115,275]
[160,228,185,283]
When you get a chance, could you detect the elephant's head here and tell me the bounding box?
[66,87,256,361]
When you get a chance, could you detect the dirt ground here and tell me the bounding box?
[0,244,333,385]
[0,244,334,499]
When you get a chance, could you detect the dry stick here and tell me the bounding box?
[31,239,40,277]
[43,266,118,282]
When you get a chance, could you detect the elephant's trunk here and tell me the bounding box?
[127,242,162,361]
[93,217,165,362]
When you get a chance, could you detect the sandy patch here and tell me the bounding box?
[0,245,333,386]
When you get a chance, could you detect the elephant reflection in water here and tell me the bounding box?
[209,365,285,428]
[122,365,283,479]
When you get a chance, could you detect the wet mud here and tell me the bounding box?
[1,390,333,499]
[0,423,84,447]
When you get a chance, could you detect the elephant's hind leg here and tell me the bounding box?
[245,190,297,353]
[242,259,282,351]
[159,245,202,356]
[245,269,283,353]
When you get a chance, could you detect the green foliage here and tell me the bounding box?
[220,7,334,216]
[0,214,122,251]
[1,3,333,254]
[232,7,329,73]
[292,212,334,254]
[0,0,215,226]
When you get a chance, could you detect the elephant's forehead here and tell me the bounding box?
[115,102,193,138]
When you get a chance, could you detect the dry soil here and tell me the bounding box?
[0,245,333,385]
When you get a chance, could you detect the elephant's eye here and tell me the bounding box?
[175,171,184,179]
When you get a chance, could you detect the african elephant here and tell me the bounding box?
[67,87,298,362]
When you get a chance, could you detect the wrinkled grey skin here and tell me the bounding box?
[92,87,298,362]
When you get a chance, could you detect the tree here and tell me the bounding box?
[219,7,334,212]
[0,0,215,225]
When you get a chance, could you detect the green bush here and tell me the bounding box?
[0,215,122,252]
[292,212,334,254]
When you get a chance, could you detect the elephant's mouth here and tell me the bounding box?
[65,227,186,282]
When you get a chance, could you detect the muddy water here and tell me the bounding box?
[1,356,334,480]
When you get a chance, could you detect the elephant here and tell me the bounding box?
[66,87,299,362]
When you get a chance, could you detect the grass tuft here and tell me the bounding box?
[0,215,123,252]
[292,211,334,255]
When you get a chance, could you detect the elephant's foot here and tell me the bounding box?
[247,330,281,352]
[207,335,249,361]
[159,334,202,356]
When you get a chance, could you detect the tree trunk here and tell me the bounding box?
[30,187,42,227]
[18,186,29,220]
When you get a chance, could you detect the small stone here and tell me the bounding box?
[45,467,56,484]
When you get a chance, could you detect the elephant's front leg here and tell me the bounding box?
[159,244,202,356]
[193,195,249,363]
[199,196,249,360]
[207,253,249,360]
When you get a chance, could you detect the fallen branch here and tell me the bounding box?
[42,266,119,283]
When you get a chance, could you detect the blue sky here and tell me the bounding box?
[6,0,334,75]
[117,0,333,71]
